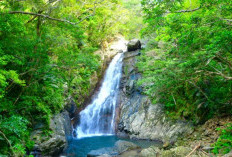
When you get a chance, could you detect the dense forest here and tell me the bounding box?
[0,0,231,156]
[0,0,143,155]
[138,0,232,154]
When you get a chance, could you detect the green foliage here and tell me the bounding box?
[0,0,135,155]
[120,0,144,39]
[0,115,29,156]
[139,0,232,123]
[213,123,232,154]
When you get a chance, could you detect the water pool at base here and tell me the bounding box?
[64,135,162,157]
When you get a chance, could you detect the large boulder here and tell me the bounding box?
[140,145,161,157]
[127,39,141,52]
[115,140,140,153]
[30,111,71,156]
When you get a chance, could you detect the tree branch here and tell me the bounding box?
[215,54,232,71]
[206,71,232,80]
[188,81,211,101]
[8,11,94,25]
[0,130,16,156]
[223,19,232,22]
[186,143,201,157]
[8,0,105,25]
[166,7,200,14]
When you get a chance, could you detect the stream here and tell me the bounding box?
[64,135,162,157]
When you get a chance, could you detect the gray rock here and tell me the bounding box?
[118,47,193,143]
[30,111,71,156]
[170,146,192,156]
[202,146,214,151]
[140,145,161,157]
[115,140,140,153]
[87,147,118,157]
[140,146,209,157]
[117,131,130,139]
[127,39,141,52]
[223,150,232,157]
[39,135,66,155]
[87,140,140,157]
[50,111,72,137]
[159,146,192,157]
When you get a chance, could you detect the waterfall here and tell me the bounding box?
[75,52,124,139]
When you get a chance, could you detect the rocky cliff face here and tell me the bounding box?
[117,46,193,143]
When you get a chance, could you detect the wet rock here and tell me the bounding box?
[98,154,112,157]
[115,140,140,153]
[117,131,130,139]
[87,147,118,157]
[127,39,141,52]
[87,140,140,157]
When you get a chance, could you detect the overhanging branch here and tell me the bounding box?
[0,130,16,156]
[223,19,232,22]
[8,11,92,25]
[7,0,105,25]
[166,7,201,14]
[7,0,106,25]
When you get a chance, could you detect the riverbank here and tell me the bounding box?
[87,116,232,157]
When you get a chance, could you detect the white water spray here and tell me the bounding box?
[75,51,124,138]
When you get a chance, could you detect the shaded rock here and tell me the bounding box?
[117,131,129,139]
[39,135,66,155]
[127,39,141,52]
[64,97,79,120]
[30,111,71,156]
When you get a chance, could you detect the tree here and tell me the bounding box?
[138,0,232,122]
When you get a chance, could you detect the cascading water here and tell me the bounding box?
[75,52,124,139]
